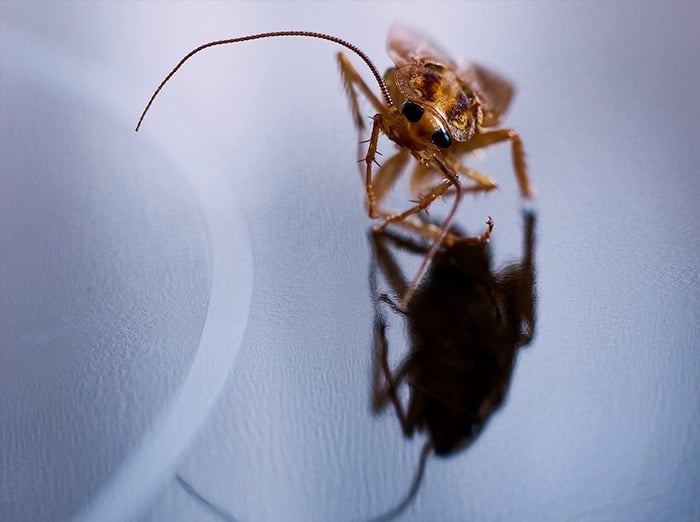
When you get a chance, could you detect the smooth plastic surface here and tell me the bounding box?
[2,3,698,522]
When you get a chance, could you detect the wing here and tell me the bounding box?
[387,24,457,69]
[457,60,514,127]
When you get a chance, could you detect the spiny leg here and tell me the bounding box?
[373,175,493,239]
[373,177,454,233]
[369,150,484,238]
[386,155,495,248]
[362,116,418,227]
[363,115,385,219]
[338,52,399,218]
[461,128,533,198]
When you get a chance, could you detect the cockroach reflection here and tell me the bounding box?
[136,26,532,301]
[172,217,535,522]
[368,211,536,520]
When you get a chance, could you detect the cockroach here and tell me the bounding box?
[136,26,533,303]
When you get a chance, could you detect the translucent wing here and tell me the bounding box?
[457,60,514,127]
[387,24,457,69]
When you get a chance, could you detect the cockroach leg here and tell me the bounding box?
[373,177,454,233]
[364,115,384,219]
[409,157,498,196]
[337,52,385,131]
[443,156,499,193]
[460,128,532,198]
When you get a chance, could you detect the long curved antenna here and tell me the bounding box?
[135,31,393,131]
[365,440,433,522]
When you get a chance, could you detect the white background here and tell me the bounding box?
[2,2,699,522]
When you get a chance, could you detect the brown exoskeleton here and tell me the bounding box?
[367,211,536,520]
[135,27,532,302]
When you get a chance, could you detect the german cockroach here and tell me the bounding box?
[136,27,532,303]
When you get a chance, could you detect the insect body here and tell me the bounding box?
[136,27,532,302]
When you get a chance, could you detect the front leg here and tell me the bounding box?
[364,115,384,219]
[373,176,454,233]
[338,53,404,220]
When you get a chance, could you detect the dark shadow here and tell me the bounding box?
[366,210,537,521]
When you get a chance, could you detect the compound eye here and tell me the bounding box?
[401,101,424,123]
[431,129,452,149]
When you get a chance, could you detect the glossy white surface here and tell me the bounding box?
[2,3,699,522]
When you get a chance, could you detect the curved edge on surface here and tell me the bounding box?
[74,170,254,522]
[0,26,256,522]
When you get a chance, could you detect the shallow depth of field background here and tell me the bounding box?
[2,3,698,521]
